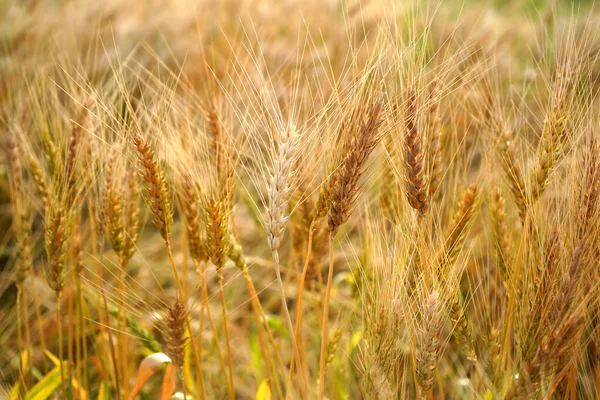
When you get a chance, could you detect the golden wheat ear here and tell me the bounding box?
[163,300,188,369]
[416,290,443,397]
[133,133,173,243]
[404,84,430,217]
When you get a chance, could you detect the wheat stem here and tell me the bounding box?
[288,222,315,392]
[57,297,66,399]
[194,260,228,396]
[218,273,235,400]
[318,233,335,400]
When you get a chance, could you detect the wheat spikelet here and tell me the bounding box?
[265,123,297,259]
[449,295,477,362]
[28,155,49,208]
[485,326,501,384]
[529,64,574,203]
[328,94,384,234]
[105,159,125,257]
[7,133,23,196]
[551,240,585,325]
[576,137,599,240]
[206,197,229,271]
[380,131,401,221]
[404,84,430,215]
[207,103,226,186]
[509,239,586,398]
[306,223,328,289]
[416,290,443,392]
[492,112,527,222]
[207,194,235,397]
[325,328,342,367]
[44,207,68,295]
[490,187,510,286]
[439,184,479,270]
[523,229,561,362]
[507,308,584,399]
[314,168,337,222]
[121,168,140,266]
[65,100,92,206]
[180,174,206,263]
[43,137,59,177]
[427,79,442,200]
[133,133,172,242]
[163,300,188,368]
[207,102,234,203]
[7,133,32,285]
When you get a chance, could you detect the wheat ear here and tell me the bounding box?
[416,291,443,397]
[320,95,383,399]
[264,124,309,396]
[404,84,430,216]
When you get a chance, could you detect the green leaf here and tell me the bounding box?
[249,323,264,381]
[97,382,110,400]
[256,380,271,400]
[9,380,21,400]
[24,366,61,400]
[348,331,362,353]
[483,389,494,400]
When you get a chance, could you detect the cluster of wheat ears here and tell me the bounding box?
[2,0,600,399]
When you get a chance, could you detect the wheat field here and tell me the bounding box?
[1,0,600,399]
